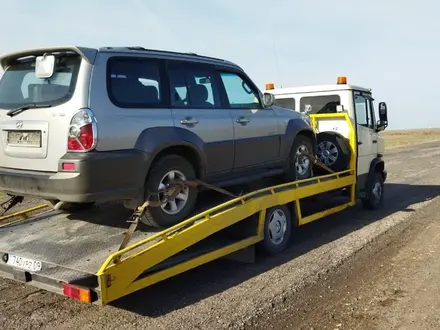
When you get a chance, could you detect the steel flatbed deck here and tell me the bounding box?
[0,195,234,299]
[0,113,386,305]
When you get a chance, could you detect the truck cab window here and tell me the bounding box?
[368,98,376,129]
[299,95,340,114]
[354,93,368,127]
[275,97,295,110]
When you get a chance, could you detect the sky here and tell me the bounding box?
[0,0,438,130]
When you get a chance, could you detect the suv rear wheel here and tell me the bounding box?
[285,135,314,181]
[141,155,198,228]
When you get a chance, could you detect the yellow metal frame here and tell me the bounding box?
[95,113,357,304]
[0,204,48,226]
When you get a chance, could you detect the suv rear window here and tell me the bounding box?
[0,54,81,109]
[107,58,165,108]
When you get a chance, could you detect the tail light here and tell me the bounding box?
[67,108,97,152]
[63,283,92,303]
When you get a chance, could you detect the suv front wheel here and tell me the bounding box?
[141,155,198,228]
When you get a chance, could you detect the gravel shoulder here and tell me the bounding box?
[251,192,440,330]
[1,141,440,330]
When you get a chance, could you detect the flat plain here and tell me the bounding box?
[383,127,440,149]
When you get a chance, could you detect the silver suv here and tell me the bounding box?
[0,46,315,228]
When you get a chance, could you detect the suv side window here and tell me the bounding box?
[354,92,368,127]
[219,72,262,109]
[107,57,166,108]
[168,63,222,108]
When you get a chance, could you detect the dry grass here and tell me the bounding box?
[382,128,440,150]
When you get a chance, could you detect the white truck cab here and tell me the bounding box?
[265,77,389,203]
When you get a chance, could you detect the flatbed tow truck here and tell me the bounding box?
[0,78,389,305]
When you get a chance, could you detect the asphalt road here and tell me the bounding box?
[1,141,440,330]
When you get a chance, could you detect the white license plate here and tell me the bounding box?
[7,130,41,147]
[6,254,42,272]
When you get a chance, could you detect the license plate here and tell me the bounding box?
[7,130,41,147]
[6,254,42,272]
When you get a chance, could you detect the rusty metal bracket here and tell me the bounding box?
[114,183,188,263]
[0,195,24,216]
[114,201,151,263]
[300,150,335,174]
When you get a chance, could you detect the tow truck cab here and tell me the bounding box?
[265,77,389,200]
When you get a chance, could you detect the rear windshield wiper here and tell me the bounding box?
[7,104,52,117]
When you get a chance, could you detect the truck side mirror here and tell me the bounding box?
[376,120,387,131]
[377,102,388,131]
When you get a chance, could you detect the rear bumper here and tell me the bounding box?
[0,150,150,203]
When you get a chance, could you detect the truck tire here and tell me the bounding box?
[257,205,293,255]
[141,155,198,228]
[316,132,351,173]
[286,134,314,181]
[361,172,384,210]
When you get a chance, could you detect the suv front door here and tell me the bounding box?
[218,71,280,169]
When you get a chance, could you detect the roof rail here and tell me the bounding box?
[124,46,226,62]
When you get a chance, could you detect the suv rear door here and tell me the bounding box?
[0,50,91,172]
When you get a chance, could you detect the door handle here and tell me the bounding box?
[372,140,377,144]
[180,117,199,125]
[358,141,363,145]
[236,117,250,124]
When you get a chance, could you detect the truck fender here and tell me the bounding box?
[367,157,386,185]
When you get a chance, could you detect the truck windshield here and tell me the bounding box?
[0,54,81,110]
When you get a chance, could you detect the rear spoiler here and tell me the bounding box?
[0,46,98,70]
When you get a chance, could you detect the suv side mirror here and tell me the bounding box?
[377,102,388,131]
[262,93,275,108]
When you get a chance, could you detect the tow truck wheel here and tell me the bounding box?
[361,172,384,210]
[141,155,198,228]
[258,205,292,255]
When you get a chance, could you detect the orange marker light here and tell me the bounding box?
[63,283,92,304]
[265,83,275,90]
[337,76,347,84]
